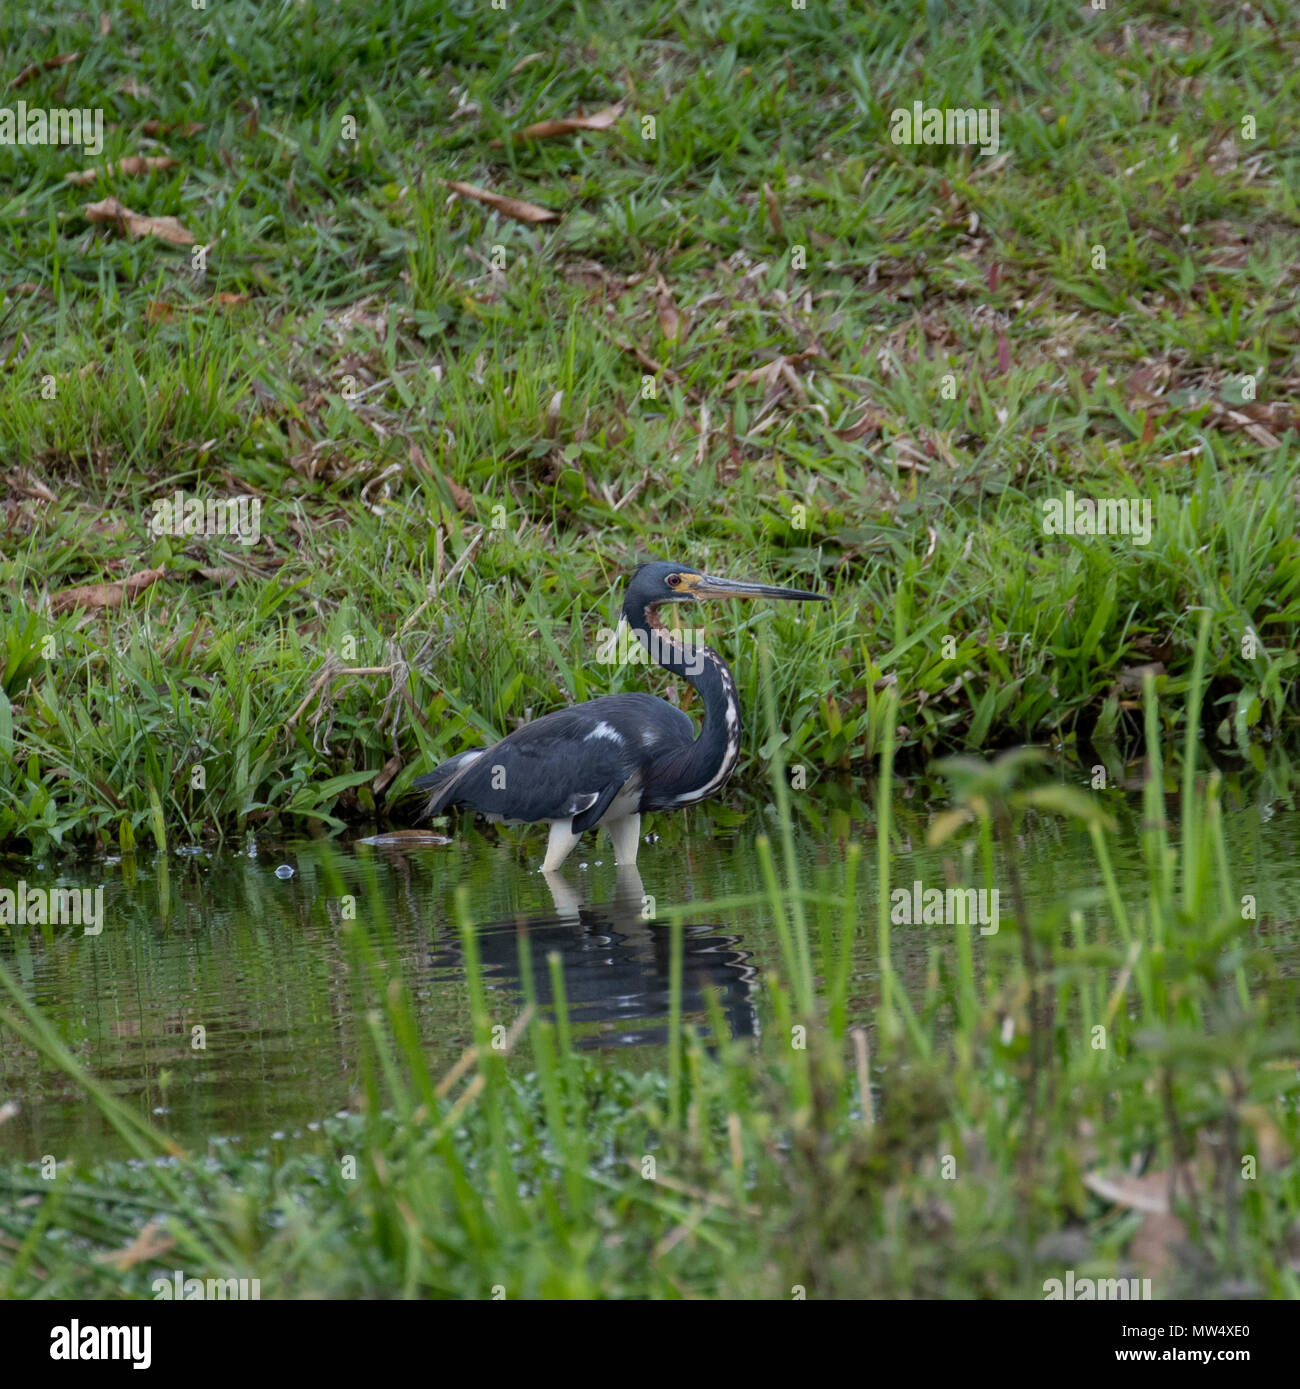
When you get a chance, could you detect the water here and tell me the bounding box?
[2,772,1298,1163]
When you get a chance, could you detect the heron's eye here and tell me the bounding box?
[666,574,681,588]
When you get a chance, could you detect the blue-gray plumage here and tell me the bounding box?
[414,561,827,872]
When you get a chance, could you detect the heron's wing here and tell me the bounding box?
[421,699,670,824]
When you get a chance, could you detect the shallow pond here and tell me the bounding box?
[2,767,1298,1163]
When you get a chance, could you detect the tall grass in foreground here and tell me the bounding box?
[1,642,1298,1297]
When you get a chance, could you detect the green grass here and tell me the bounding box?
[2,0,1299,852]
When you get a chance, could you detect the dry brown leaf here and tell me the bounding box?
[372,754,403,796]
[1087,1170,1189,1274]
[509,52,547,75]
[9,52,80,91]
[140,119,204,137]
[1084,1168,1169,1214]
[444,180,558,224]
[1205,399,1295,449]
[657,290,681,342]
[1124,365,1169,408]
[996,331,1011,374]
[52,567,164,615]
[510,101,625,142]
[5,472,57,503]
[83,196,195,245]
[725,348,818,394]
[763,182,783,238]
[833,409,884,442]
[94,1219,174,1270]
[726,359,784,392]
[1084,1167,1188,1282]
[66,155,180,186]
[147,293,247,324]
[99,14,111,37]
[198,567,239,588]
[408,444,472,511]
[447,475,473,511]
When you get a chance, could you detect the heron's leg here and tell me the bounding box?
[606,813,641,867]
[540,819,582,873]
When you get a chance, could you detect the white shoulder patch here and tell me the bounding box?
[583,721,623,744]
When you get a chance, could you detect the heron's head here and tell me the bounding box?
[628,560,828,609]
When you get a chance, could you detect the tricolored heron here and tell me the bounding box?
[414,561,827,872]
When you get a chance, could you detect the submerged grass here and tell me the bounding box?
[1,674,1297,1298]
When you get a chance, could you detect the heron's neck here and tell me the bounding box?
[623,599,742,776]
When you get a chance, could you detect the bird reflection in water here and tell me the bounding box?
[428,866,757,1049]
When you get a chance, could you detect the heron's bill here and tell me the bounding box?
[691,574,828,602]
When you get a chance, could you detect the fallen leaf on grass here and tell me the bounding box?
[52,567,164,615]
[198,567,240,588]
[94,1219,174,1270]
[444,180,559,224]
[5,471,58,502]
[509,52,547,75]
[408,443,472,511]
[140,119,204,137]
[1205,399,1295,449]
[833,408,884,442]
[504,101,625,142]
[763,182,783,237]
[1123,364,1171,408]
[724,348,819,395]
[9,52,79,90]
[83,196,194,245]
[996,331,1011,374]
[1084,1169,1188,1283]
[372,754,403,796]
[1084,1170,1170,1214]
[146,292,249,324]
[66,155,179,185]
[656,289,681,342]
